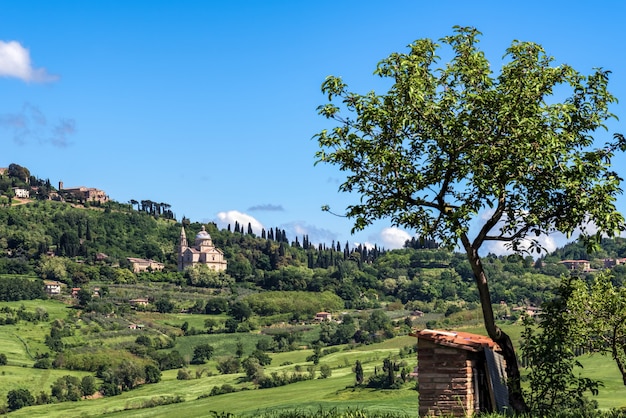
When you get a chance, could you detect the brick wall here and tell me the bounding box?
[418,339,479,417]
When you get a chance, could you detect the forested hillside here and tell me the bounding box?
[3,162,626,312]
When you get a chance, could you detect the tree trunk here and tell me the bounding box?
[463,242,529,413]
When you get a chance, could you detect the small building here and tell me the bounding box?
[512,305,541,317]
[95,253,109,262]
[314,312,332,321]
[559,259,591,271]
[127,257,165,273]
[415,329,509,417]
[129,298,149,307]
[12,187,29,198]
[43,280,63,295]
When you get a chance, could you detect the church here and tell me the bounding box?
[178,225,227,272]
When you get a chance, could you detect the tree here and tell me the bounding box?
[7,388,34,411]
[191,343,215,364]
[314,26,625,412]
[319,364,332,379]
[229,300,252,322]
[81,375,97,396]
[242,356,264,383]
[0,353,7,365]
[521,278,601,414]
[569,271,626,385]
[155,297,175,313]
[216,356,241,374]
[204,317,218,333]
[354,360,364,385]
[144,364,162,384]
[76,288,92,307]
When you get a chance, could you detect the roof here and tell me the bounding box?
[414,329,501,352]
[196,225,211,240]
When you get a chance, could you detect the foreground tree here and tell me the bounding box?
[314,26,624,411]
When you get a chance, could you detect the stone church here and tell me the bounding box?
[178,225,227,272]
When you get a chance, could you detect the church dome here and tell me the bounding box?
[195,225,211,240]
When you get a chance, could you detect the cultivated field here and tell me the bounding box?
[2,298,626,417]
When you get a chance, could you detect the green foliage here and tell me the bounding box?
[315,26,626,412]
[51,375,83,402]
[521,277,602,415]
[354,360,364,385]
[244,291,344,317]
[315,26,624,252]
[229,300,252,321]
[144,364,162,384]
[80,375,97,396]
[176,368,192,380]
[7,388,34,411]
[568,271,626,385]
[191,343,215,364]
[216,356,241,374]
[0,277,45,301]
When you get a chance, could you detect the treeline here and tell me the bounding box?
[0,198,586,309]
[0,276,45,301]
[2,169,624,309]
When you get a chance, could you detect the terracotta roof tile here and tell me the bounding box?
[413,329,501,352]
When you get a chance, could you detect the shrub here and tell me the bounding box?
[177,369,192,380]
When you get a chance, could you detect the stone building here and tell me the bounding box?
[127,257,165,273]
[58,181,109,204]
[178,225,227,272]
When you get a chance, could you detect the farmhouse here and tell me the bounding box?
[44,280,63,295]
[178,225,227,272]
[12,187,29,198]
[559,259,591,271]
[314,312,332,321]
[127,257,165,273]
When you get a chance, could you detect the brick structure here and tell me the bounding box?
[416,329,508,417]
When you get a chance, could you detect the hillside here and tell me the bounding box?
[2,163,626,415]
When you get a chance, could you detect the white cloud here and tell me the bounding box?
[214,210,264,235]
[377,227,412,249]
[0,40,58,83]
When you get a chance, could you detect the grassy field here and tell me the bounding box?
[2,297,626,417]
[459,324,626,411]
[5,336,418,418]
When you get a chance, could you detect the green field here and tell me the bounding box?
[2,298,626,417]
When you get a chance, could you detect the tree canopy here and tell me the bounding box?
[315,26,625,412]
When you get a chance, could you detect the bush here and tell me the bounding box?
[177,369,192,380]
[7,388,35,411]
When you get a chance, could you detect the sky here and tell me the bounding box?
[1,1,626,255]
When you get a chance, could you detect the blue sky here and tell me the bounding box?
[1,1,626,254]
